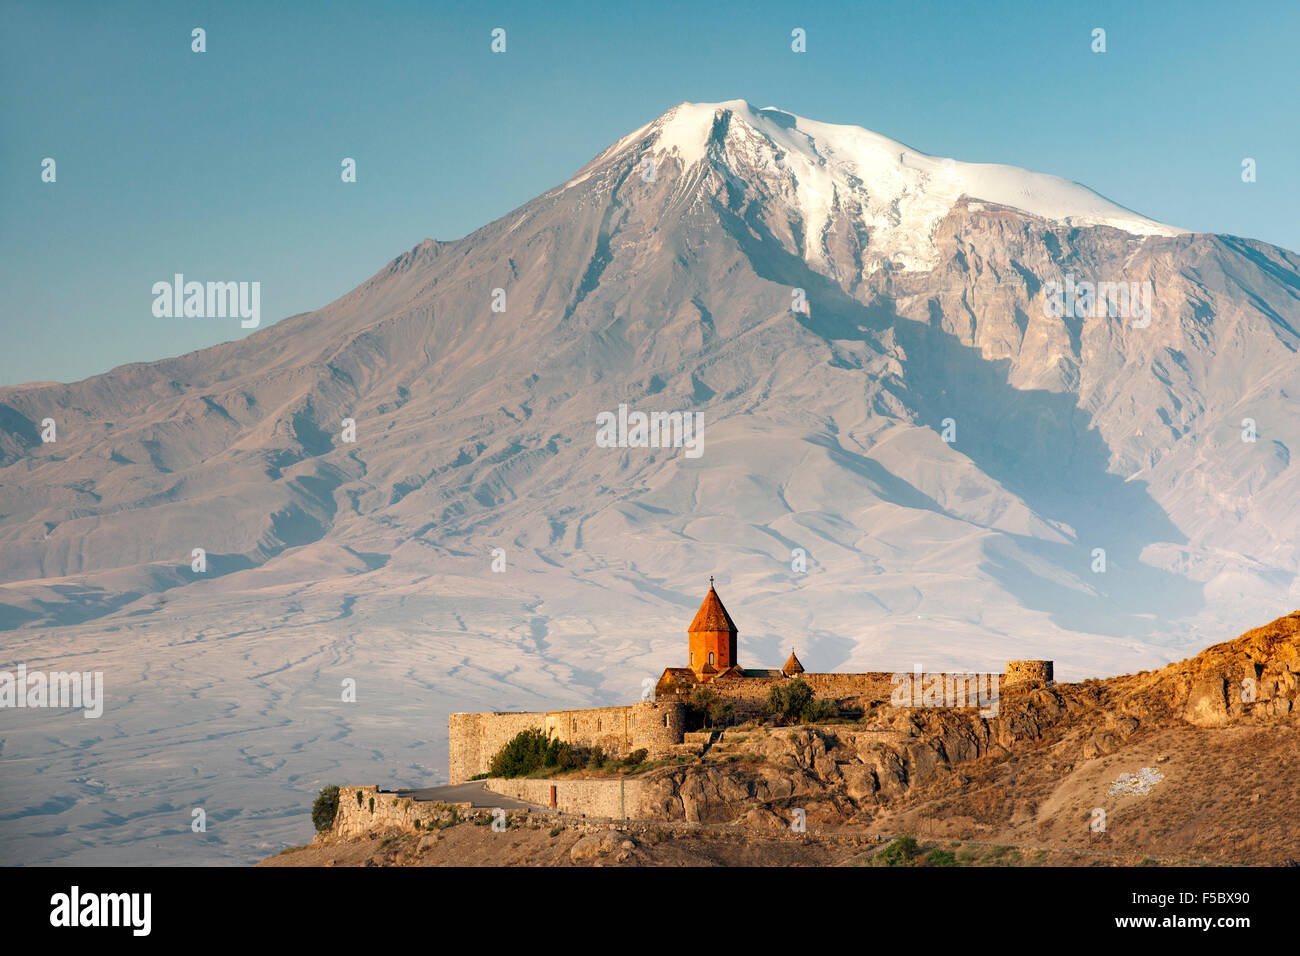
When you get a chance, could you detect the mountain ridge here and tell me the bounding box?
[1,99,1298,669]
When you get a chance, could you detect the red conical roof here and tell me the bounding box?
[688,584,738,634]
[782,650,805,675]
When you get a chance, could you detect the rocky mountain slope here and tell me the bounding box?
[3,100,1299,866]
[2,101,1296,668]
[275,611,1300,866]
[628,610,1300,864]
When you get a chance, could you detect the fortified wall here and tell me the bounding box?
[1004,660,1054,686]
[448,700,685,783]
[449,660,1052,782]
[446,584,1054,784]
[331,785,469,839]
[658,664,1052,715]
[658,670,899,717]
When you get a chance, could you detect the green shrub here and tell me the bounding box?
[687,686,736,729]
[489,727,551,778]
[766,679,812,721]
[544,738,580,769]
[801,697,838,722]
[689,685,717,711]
[765,680,837,723]
[708,698,735,728]
[368,796,375,814]
[924,849,958,867]
[874,835,920,867]
[356,790,363,806]
[311,785,340,833]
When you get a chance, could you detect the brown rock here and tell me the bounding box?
[1185,676,1230,727]
[840,763,879,801]
[737,807,787,831]
[569,831,619,863]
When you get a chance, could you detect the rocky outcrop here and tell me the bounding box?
[569,831,636,864]
[622,613,1300,830]
[1136,611,1300,727]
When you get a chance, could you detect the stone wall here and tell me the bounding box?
[331,785,464,840]
[449,662,1054,781]
[631,700,685,751]
[448,701,686,783]
[329,779,651,837]
[542,705,637,754]
[1004,660,1054,687]
[448,711,543,785]
[693,671,898,715]
[667,666,1048,713]
[483,776,646,819]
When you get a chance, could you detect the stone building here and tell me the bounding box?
[686,576,739,676]
[447,581,1055,781]
[655,582,842,704]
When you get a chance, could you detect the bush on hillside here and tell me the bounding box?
[312,785,340,832]
[873,836,920,867]
[689,686,736,729]
[764,679,838,723]
[489,728,551,777]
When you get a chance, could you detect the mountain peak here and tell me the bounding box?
[569,99,1184,272]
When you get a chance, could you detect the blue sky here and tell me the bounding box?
[1,0,1296,385]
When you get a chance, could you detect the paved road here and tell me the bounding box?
[393,782,539,810]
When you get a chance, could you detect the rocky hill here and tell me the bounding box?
[271,611,1300,866]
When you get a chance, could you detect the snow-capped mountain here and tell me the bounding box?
[3,95,1297,661]
[566,100,1184,273]
[1,100,1298,863]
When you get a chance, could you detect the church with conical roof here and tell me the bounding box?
[656,579,811,695]
[448,578,1054,782]
[653,580,1053,714]
[686,576,740,677]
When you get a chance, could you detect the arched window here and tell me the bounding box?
[664,714,670,727]
[708,652,715,665]
[690,652,694,665]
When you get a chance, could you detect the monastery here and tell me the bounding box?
[447,581,1052,783]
